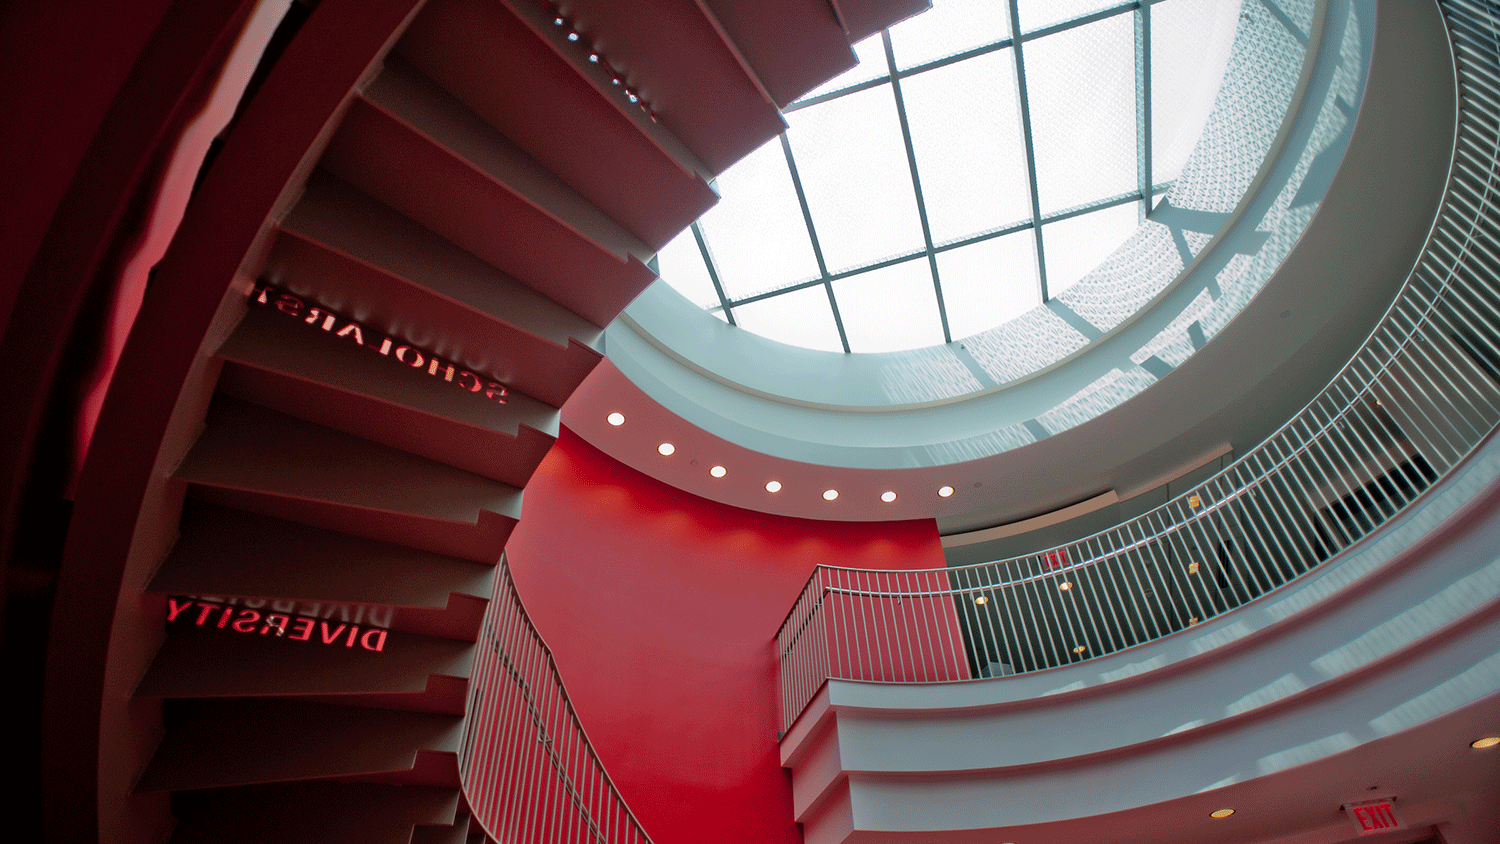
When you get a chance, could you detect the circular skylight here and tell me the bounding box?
[656,0,1241,353]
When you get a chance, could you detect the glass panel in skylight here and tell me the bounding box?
[731,284,844,352]
[1041,201,1140,296]
[832,258,945,352]
[785,83,926,275]
[936,231,1041,340]
[696,136,820,302]
[1016,0,1120,34]
[655,227,719,308]
[796,34,890,103]
[1151,0,1241,184]
[888,0,1010,70]
[1025,13,1137,216]
[902,51,1031,245]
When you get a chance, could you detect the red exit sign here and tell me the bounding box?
[1344,799,1404,835]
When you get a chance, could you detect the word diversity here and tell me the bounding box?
[250,282,508,404]
[167,596,391,651]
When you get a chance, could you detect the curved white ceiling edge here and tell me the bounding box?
[574,0,1457,527]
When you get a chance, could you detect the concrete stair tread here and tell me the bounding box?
[136,698,462,792]
[149,503,494,608]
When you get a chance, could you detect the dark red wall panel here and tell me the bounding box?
[505,429,947,844]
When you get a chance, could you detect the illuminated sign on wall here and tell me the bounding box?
[168,596,390,651]
[250,282,508,404]
[1343,799,1404,835]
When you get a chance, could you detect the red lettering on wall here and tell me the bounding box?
[166,598,194,622]
[320,622,347,644]
[287,617,315,641]
[248,282,508,404]
[335,322,364,345]
[231,609,260,633]
[193,602,217,626]
[361,629,388,652]
[394,346,424,368]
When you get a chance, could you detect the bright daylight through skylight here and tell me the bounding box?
[655,0,1241,353]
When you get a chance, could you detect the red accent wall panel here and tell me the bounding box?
[504,429,948,844]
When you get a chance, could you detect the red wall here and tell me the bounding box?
[505,429,949,844]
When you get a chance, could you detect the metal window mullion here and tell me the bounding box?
[883,30,954,343]
[1008,0,1050,301]
[690,222,737,325]
[779,133,852,352]
[1135,1,1153,221]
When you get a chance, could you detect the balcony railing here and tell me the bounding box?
[460,559,654,844]
[777,0,1500,734]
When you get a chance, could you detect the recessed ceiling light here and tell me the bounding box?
[1073,644,1087,654]
[657,443,675,456]
[606,412,625,426]
[881,491,897,502]
[765,480,782,493]
[974,595,988,605]
[1058,581,1073,591]
[823,489,839,501]
[938,485,955,498]
[1188,561,1200,574]
[1472,736,1500,749]
[710,465,727,478]
[1210,808,1235,819]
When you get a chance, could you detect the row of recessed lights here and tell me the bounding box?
[607,412,957,501]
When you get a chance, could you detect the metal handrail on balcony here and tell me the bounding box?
[777,0,1500,734]
[460,559,654,844]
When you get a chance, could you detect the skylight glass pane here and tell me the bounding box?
[889,0,1010,70]
[696,137,820,302]
[1025,13,1137,216]
[656,227,718,308]
[902,51,1031,244]
[785,83,926,274]
[1016,0,1120,34]
[796,34,889,102]
[732,286,844,352]
[937,232,1041,339]
[832,259,945,352]
[1151,0,1242,184]
[1042,201,1140,296]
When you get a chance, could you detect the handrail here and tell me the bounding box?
[776,0,1500,733]
[460,559,654,844]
